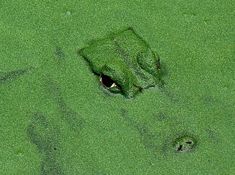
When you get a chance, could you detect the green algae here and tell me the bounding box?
[0,0,234,175]
[27,112,64,175]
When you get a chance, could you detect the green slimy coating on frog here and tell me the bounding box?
[79,28,161,98]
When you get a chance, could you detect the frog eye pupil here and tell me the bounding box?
[100,74,116,88]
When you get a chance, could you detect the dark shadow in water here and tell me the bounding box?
[27,112,64,175]
[54,47,65,61]
[0,67,33,85]
[120,108,158,155]
[46,80,85,134]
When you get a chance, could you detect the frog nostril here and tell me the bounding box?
[177,144,183,151]
[156,59,161,70]
[100,74,117,88]
[186,141,192,144]
[174,136,196,153]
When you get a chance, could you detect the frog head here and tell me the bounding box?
[79,28,162,98]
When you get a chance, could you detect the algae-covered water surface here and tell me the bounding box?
[0,0,234,175]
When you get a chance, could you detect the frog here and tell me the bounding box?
[1,26,229,175]
[78,27,163,98]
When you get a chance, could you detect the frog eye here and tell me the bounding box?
[99,74,121,93]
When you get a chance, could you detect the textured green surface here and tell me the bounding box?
[79,28,161,98]
[0,0,235,175]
